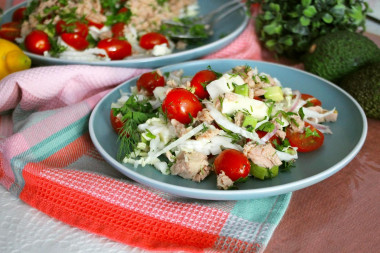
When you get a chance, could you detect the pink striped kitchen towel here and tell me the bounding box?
[0,17,291,253]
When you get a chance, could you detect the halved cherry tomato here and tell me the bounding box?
[61,33,89,50]
[190,70,218,99]
[162,88,203,124]
[139,32,169,50]
[87,19,104,29]
[137,71,165,96]
[301,93,322,107]
[12,7,27,22]
[214,149,250,181]
[97,38,132,60]
[0,22,21,41]
[286,122,324,152]
[256,130,281,148]
[110,109,125,134]
[111,22,125,38]
[24,30,51,55]
[55,20,89,37]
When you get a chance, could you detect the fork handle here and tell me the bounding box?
[211,2,245,26]
[203,0,242,23]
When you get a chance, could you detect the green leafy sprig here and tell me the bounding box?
[248,0,371,58]
[112,95,157,160]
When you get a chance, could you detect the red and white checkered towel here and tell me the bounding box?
[0,16,291,253]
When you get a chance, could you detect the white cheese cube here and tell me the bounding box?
[222,93,268,120]
[206,73,246,100]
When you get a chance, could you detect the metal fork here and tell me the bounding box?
[162,0,245,39]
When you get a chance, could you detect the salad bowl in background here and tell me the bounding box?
[1,1,248,68]
[89,59,367,200]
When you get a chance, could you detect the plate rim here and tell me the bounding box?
[89,59,368,200]
[2,2,249,67]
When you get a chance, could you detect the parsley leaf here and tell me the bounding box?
[280,160,296,172]
[207,65,222,78]
[305,126,320,138]
[257,122,275,132]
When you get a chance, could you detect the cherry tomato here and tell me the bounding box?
[111,22,125,38]
[12,7,26,22]
[190,70,218,99]
[87,19,104,29]
[118,7,129,13]
[24,30,51,55]
[301,93,322,107]
[136,71,165,96]
[61,33,89,50]
[256,130,281,148]
[97,38,132,60]
[162,88,203,125]
[0,22,21,41]
[286,122,324,152]
[55,20,88,37]
[110,109,124,134]
[214,149,251,181]
[139,32,169,50]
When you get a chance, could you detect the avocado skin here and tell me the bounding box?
[303,31,380,83]
[339,62,380,119]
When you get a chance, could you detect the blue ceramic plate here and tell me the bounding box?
[1,1,248,68]
[89,59,367,200]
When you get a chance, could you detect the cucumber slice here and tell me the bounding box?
[264,86,284,102]
[242,115,257,129]
[250,163,279,180]
[233,83,249,97]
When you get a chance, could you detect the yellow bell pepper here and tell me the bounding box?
[0,38,31,80]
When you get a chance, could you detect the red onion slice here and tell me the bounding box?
[289,90,301,112]
[261,125,278,142]
[304,119,333,134]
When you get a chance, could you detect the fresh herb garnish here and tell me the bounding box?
[105,10,132,26]
[156,0,168,6]
[280,160,296,172]
[298,107,305,120]
[257,121,275,133]
[159,16,209,43]
[305,126,320,138]
[259,74,270,83]
[272,138,291,151]
[113,95,157,160]
[207,65,222,78]
[48,37,67,57]
[26,0,40,17]
[201,124,209,133]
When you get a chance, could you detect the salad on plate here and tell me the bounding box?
[110,65,338,190]
[1,0,206,61]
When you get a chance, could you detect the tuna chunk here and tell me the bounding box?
[170,151,210,182]
[234,111,244,127]
[275,129,286,140]
[171,119,192,137]
[289,115,305,133]
[196,108,214,125]
[243,143,282,168]
[307,106,338,123]
[195,127,220,140]
[216,171,234,190]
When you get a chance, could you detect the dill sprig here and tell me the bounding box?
[112,95,157,160]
